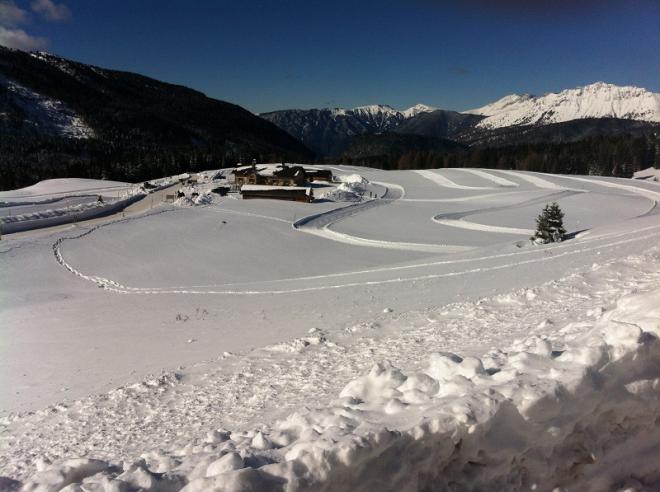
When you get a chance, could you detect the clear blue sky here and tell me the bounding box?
[2,0,659,113]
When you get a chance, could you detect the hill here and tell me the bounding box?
[0,47,313,189]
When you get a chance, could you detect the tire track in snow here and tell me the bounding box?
[414,170,495,190]
[451,168,519,187]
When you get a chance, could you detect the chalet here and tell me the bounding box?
[305,169,333,182]
[241,185,314,203]
[269,164,306,187]
[232,165,267,187]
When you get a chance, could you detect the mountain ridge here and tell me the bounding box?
[467,82,660,129]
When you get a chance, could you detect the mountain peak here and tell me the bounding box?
[402,104,438,118]
[467,82,660,128]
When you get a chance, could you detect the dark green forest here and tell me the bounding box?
[339,133,659,178]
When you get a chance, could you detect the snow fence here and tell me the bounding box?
[11,287,660,491]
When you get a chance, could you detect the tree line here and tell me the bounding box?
[339,134,659,177]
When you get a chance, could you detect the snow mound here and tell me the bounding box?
[173,192,215,207]
[321,174,369,202]
[12,286,660,490]
[634,167,660,182]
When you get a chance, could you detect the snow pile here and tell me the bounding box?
[12,285,660,490]
[321,174,369,202]
[468,82,660,128]
[173,190,216,207]
[173,193,214,207]
[634,167,660,182]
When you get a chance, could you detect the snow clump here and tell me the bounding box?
[10,286,660,490]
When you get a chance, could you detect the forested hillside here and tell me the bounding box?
[0,47,313,189]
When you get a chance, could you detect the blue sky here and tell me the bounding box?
[1,0,658,113]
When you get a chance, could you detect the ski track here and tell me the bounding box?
[548,173,660,202]
[432,218,533,236]
[451,168,519,187]
[430,189,579,236]
[413,170,495,190]
[489,169,567,190]
[53,222,660,295]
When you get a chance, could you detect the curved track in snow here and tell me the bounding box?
[292,182,471,253]
[52,222,660,295]
[431,189,580,236]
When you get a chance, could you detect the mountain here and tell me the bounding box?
[394,110,484,140]
[342,132,467,162]
[462,117,660,148]
[259,103,436,156]
[0,47,313,189]
[468,82,660,129]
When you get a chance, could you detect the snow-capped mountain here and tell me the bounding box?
[468,82,660,129]
[260,103,437,155]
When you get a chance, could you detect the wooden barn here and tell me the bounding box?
[240,185,314,203]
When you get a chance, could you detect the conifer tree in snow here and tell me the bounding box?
[533,202,566,243]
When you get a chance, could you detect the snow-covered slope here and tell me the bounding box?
[0,74,94,139]
[4,166,660,489]
[468,82,660,129]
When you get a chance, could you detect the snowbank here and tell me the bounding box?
[11,285,660,491]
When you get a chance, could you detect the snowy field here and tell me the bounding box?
[2,166,660,490]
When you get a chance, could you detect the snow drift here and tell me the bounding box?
[12,284,660,491]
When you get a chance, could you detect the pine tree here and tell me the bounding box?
[533,202,566,244]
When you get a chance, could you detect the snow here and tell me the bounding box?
[0,178,134,203]
[401,103,438,118]
[3,166,660,489]
[634,167,660,182]
[328,103,436,120]
[468,82,660,128]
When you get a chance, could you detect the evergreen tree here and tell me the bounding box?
[533,202,566,243]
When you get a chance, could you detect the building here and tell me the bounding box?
[305,169,333,182]
[269,164,307,187]
[232,163,309,188]
[240,185,314,203]
[232,165,267,187]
